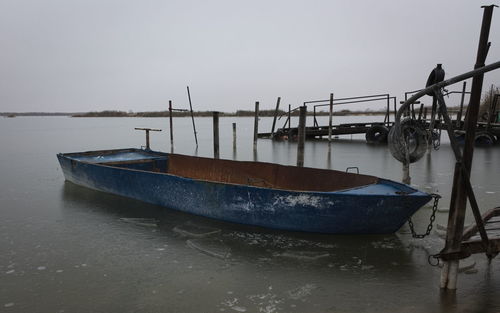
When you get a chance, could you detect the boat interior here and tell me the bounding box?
[64,148,380,192]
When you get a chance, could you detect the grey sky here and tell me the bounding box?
[1,0,499,113]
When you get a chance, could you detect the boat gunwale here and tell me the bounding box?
[58,148,427,197]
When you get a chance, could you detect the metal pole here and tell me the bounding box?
[313,106,318,127]
[213,111,220,159]
[417,103,424,121]
[297,106,307,167]
[328,93,333,142]
[253,101,259,150]
[386,94,390,124]
[486,85,495,131]
[186,86,198,147]
[441,4,495,290]
[393,98,397,121]
[169,100,174,151]
[456,81,467,128]
[271,97,281,137]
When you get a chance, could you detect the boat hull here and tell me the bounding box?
[57,150,432,234]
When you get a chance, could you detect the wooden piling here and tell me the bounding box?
[271,97,281,137]
[441,5,495,290]
[297,106,307,167]
[169,100,174,151]
[328,93,334,142]
[134,127,161,150]
[186,86,198,147]
[232,122,237,150]
[253,101,259,150]
[213,111,220,159]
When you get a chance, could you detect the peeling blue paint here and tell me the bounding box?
[57,148,432,234]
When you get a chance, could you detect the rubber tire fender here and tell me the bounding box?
[474,132,495,146]
[388,119,428,163]
[365,125,389,144]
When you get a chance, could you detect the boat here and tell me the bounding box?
[57,148,432,234]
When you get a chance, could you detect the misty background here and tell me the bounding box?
[1,0,500,113]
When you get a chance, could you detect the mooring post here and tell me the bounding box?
[213,111,220,159]
[441,4,495,290]
[186,86,198,147]
[232,122,237,159]
[270,97,281,137]
[232,122,237,150]
[328,93,334,142]
[297,106,307,167]
[169,100,174,151]
[134,127,161,150]
[402,160,411,185]
[253,101,259,150]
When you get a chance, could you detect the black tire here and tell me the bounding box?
[475,132,495,146]
[388,119,428,163]
[365,125,389,144]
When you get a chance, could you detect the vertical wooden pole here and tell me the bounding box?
[186,86,198,147]
[441,5,495,290]
[253,101,259,151]
[270,97,281,137]
[232,122,237,150]
[169,100,174,151]
[145,129,150,150]
[297,106,307,167]
[213,111,220,159]
[328,93,334,142]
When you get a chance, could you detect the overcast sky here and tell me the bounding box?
[1,0,500,113]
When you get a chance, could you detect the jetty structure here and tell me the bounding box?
[388,5,500,290]
[257,89,500,146]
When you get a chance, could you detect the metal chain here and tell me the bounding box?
[408,193,441,239]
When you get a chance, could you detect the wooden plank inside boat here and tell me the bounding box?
[167,154,379,192]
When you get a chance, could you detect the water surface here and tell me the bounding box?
[0,116,499,312]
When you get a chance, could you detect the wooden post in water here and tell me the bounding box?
[232,122,237,150]
[402,149,411,185]
[297,106,307,167]
[270,97,281,137]
[253,101,259,151]
[169,100,174,151]
[441,5,495,290]
[328,93,334,142]
[213,112,220,159]
[134,128,161,150]
[186,86,198,147]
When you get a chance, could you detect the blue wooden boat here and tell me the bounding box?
[57,148,432,234]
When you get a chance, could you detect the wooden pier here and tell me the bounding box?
[258,119,500,144]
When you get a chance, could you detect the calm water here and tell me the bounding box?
[0,116,499,313]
